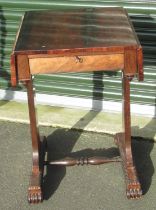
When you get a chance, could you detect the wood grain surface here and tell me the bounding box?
[14,7,139,54]
[29,54,124,74]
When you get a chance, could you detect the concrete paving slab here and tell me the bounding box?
[0,121,156,210]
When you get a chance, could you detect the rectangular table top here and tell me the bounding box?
[14,7,141,55]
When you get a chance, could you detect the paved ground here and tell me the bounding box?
[0,120,156,210]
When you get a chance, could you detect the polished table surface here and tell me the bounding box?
[10,7,143,203]
[11,7,143,86]
[15,7,139,53]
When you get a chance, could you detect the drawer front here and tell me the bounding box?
[29,54,124,74]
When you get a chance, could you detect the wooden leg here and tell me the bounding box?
[115,74,142,199]
[25,78,46,204]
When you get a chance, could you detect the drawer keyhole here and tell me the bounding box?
[75,56,83,63]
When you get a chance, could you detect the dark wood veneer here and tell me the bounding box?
[10,7,143,204]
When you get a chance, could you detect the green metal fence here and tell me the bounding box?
[0,1,156,105]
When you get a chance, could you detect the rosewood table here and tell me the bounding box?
[10,7,143,203]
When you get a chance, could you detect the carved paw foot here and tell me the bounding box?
[28,186,43,204]
[126,181,142,199]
